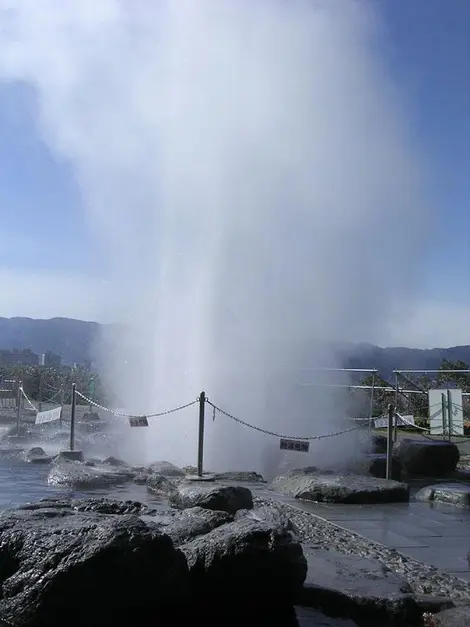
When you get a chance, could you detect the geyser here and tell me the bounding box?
[0,0,428,473]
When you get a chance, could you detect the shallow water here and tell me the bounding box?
[0,454,166,511]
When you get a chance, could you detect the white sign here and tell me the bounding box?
[35,406,62,425]
[374,414,415,429]
[129,416,149,428]
[429,389,464,436]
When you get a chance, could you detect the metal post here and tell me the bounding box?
[386,404,394,480]
[59,386,64,429]
[447,389,453,441]
[16,381,22,435]
[394,373,399,442]
[197,391,206,477]
[70,383,76,451]
[368,370,376,435]
[38,372,43,413]
[441,393,447,438]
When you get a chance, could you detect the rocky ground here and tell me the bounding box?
[256,496,470,601]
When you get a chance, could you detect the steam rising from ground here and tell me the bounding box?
[0,1,427,473]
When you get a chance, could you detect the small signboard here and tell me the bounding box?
[35,407,62,425]
[374,414,415,429]
[280,438,309,453]
[129,416,149,428]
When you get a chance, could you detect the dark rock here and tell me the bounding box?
[169,482,254,514]
[295,607,359,626]
[0,503,188,626]
[47,459,134,489]
[269,471,410,504]
[349,454,402,481]
[213,471,266,483]
[181,516,307,611]
[146,473,178,495]
[414,595,454,614]
[393,438,459,476]
[416,483,470,508]
[434,604,470,626]
[235,504,299,535]
[81,412,100,421]
[148,460,185,477]
[24,447,52,464]
[134,471,150,484]
[159,506,233,545]
[298,547,421,626]
[101,456,128,466]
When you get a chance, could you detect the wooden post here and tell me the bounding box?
[197,391,206,477]
[70,384,76,451]
[386,404,394,480]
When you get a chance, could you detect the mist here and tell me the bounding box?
[0,0,428,474]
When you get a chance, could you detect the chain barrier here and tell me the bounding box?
[206,399,364,440]
[20,387,38,412]
[75,390,198,420]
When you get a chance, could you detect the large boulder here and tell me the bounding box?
[146,473,178,495]
[168,482,254,514]
[148,460,185,477]
[47,459,135,489]
[0,497,306,627]
[348,454,401,481]
[298,547,420,626]
[0,501,188,626]
[416,483,470,508]
[181,516,307,618]
[393,439,459,476]
[269,470,409,504]
[24,447,52,464]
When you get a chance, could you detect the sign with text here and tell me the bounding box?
[280,438,309,453]
[35,407,62,425]
[129,416,149,428]
[374,414,415,429]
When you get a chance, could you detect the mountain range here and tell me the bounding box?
[0,317,469,380]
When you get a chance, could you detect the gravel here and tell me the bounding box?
[254,496,470,601]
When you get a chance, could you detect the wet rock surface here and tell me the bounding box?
[168,481,254,513]
[212,470,266,482]
[256,497,470,603]
[393,439,460,476]
[47,458,134,488]
[0,500,187,626]
[415,483,470,508]
[433,604,470,626]
[24,447,52,464]
[299,546,421,625]
[269,469,410,504]
[0,496,305,627]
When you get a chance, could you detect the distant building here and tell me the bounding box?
[0,348,39,367]
[40,351,62,369]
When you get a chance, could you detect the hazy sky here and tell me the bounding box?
[0,0,468,349]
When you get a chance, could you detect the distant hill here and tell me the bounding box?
[0,317,469,376]
[0,317,100,365]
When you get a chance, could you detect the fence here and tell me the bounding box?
[11,367,470,479]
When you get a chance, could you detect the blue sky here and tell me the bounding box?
[0,0,468,347]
